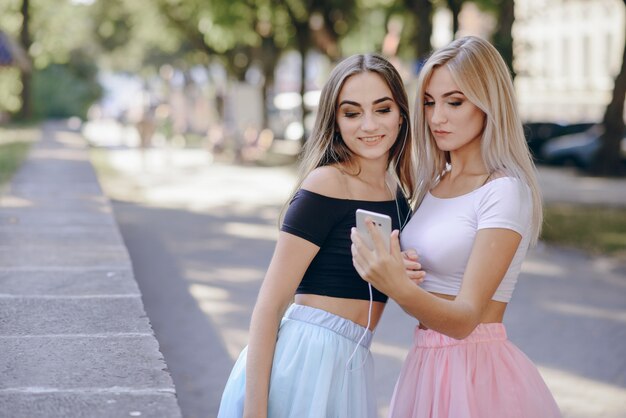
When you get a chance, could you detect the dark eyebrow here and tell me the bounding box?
[424,91,465,99]
[373,96,393,105]
[338,96,394,107]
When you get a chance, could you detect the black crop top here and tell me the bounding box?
[280,188,412,302]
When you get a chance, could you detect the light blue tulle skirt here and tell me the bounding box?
[217,304,377,418]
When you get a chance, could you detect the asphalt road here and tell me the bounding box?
[99,148,626,418]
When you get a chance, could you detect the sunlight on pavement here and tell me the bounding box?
[223,222,279,241]
[96,148,293,362]
[189,283,230,301]
[100,148,296,211]
[31,147,90,162]
[539,365,626,418]
[0,195,32,208]
[54,130,89,148]
[186,267,262,284]
[521,258,567,277]
[220,329,251,361]
[371,341,411,362]
[544,301,626,324]
[189,283,251,359]
[83,119,140,148]
[107,148,213,172]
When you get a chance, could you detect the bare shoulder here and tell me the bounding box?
[301,165,348,199]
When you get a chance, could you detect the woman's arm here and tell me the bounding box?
[244,232,319,418]
[351,223,520,339]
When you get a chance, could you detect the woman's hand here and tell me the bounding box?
[401,249,425,285]
[351,219,423,298]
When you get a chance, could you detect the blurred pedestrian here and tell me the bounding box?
[218,53,419,418]
[351,36,561,418]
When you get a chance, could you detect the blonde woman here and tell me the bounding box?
[218,54,420,418]
[351,36,561,417]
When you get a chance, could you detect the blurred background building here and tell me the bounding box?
[514,0,625,123]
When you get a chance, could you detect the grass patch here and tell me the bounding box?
[542,205,626,259]
[0,125,39,187]
[0,142,32,185]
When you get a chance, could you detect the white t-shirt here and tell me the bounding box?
[400,177,532,303]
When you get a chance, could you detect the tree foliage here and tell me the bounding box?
[4,0,621,177]
[1,0,102,120]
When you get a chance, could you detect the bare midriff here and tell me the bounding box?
[294,294,386,330]
[418,291,508,330]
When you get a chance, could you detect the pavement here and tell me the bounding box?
[1,120,625,418]
[537,165,626,207]
[0,121,181,417]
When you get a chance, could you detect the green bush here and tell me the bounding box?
[32,52,102,120]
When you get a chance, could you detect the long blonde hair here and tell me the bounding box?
[414,36,543,243]
[287,54,414,208]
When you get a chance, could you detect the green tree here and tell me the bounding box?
[152,0,279,132]
[150,0,357,140]
[1,0,103,120]
[92,0,190,73]
[32,51,102,119]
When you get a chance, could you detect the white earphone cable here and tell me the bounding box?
[346,116,410,371]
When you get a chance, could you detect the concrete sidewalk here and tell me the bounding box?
[537,165,626,207]
[0,122,181,417]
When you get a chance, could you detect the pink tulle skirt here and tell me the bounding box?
[388,323,561,418]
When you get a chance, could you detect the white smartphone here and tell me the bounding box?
[356,209,392,252]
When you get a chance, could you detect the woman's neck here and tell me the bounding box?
[447,145,488,179]
[341,159,389,189]
[335,159,393,200]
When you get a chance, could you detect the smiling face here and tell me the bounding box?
[336,71,402,165]
[423,66,485,154]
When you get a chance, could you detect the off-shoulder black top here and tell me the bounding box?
[280,188,411,302]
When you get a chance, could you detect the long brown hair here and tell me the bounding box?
[284,54,414,221]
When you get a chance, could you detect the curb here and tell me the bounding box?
[0,121,181,417]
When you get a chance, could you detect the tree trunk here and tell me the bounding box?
[447,0,463,37]
[296,26,308,144]
[258,37,279,130]
[17,0,32,120]
[409,0,434,62]
[590,11,626,177]
[252,20,273,131]
[492,0,515,78]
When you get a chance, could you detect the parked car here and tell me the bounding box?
[541,125,626,169]
[523,121,595,161]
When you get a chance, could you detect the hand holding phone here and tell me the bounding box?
[356,209,392,252]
